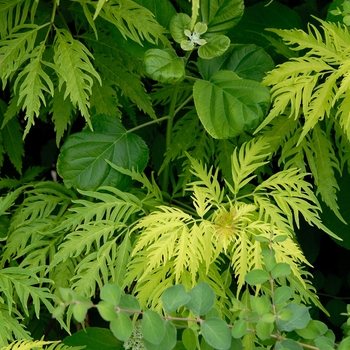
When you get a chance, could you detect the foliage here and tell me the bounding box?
[0,0,350,348]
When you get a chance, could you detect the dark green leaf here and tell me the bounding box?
[142,310,166,345]
[185,282,215,316]
[143,48,185,84]
[100,284,122,306]
[201,318,231,350]
[200,0,244,35]
[63,327,124,349]
[276,304,310,332]
[110,312,133,342]
[57,114,149,191]
[193,71,270,139]
[144,321,177,350]
[162,284,191,314]
[244,269,270,285]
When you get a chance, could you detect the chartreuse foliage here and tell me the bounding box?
[1,0,350,349]
[53,246,350,350]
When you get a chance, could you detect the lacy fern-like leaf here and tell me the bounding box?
[88,0,169,46]
[0,0,37,38]
[14,43,54,136]
[53,28,101,127]
[2,340,83,350]
[94,54,156,119]
[303,124,343,222]
[230,138,271,196]
[0,24,42,85]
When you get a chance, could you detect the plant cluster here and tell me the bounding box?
[1,0,350,349]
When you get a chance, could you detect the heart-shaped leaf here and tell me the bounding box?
[57,114,149,191]
[193,71,270,139]
[170,13,192,43]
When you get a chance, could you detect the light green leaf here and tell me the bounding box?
[182,328,198,350]
[244,269,270,285]
[231,320,247,339]
[185,282,215,316]
[314,335,336,350]
[200,0,244,35]
[201,318,231,350]
[142,310,166,345]
[53,28,101,127]
[57,114,149,191]
[250,295,271,315]
[97,301,118,321]
[0,24,40,83]
[59,288,77,303]
[113,234,132,287]
[294,320,325,340]
[143,48,185,84]
[143,321,177,350]
[161,284,191,314]
[273,286,292,305]
[100,284,121,306]
[339,337,350,350]
[170,13,192,43]
[72,301,92,323]
[271,263,291,279]
[14,44,54,137]
[256,320,273,341]
[94,0,169,46]
[118,294,141,315]
[275,339,303,350]
[110,312,133,342]
[193,71,270,139]
[50,87,74,146]
[198,35,230,59]
[276,303,310,332]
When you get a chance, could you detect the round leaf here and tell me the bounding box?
[244,269,270,285]
[275,339,303,350]
[250,295,271,315]
[314,335,336,350]
[271,263,291,279]
[97,301,118,322]
[143,48,185,84]
[231,319,247,339]
[110,312,133,342]
[193,71,270,139]
[144,321,177,350]
[276,304,311,332]
[182,328,197,350]
[185,282,215,316]
[201,318,231,350]
[142,310,166,345]
[256,320,273,341]
[170,13,191,43]
[198,35,230,59]
[57,114,149,191]
[273,286,292,305]
[72,302,91,323]
[100,284,122,306]
[161,284,191,314]
[118,294,141,315]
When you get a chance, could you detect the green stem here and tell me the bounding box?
[161,83,180,192]
[127,116,170,134]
